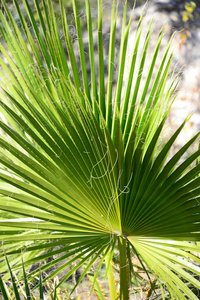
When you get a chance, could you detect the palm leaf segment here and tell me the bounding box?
[0,0,200,298]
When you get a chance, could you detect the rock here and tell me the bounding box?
[155,0,186,11]
[155,0,179,12]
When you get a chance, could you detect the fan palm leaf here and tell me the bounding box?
[0,0,200,298]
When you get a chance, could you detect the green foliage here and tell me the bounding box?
[0,257,58,299]
[0,0,200,299]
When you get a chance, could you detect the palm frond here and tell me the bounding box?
[0,0,200,298]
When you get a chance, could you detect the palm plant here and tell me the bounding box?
[0,256,58,300]
[0,0,200,298]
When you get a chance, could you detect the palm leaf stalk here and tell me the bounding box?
[0,0,200,299]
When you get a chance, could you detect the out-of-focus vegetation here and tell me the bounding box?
[182,1,196,22]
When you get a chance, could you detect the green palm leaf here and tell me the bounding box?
[0,0,200,298]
